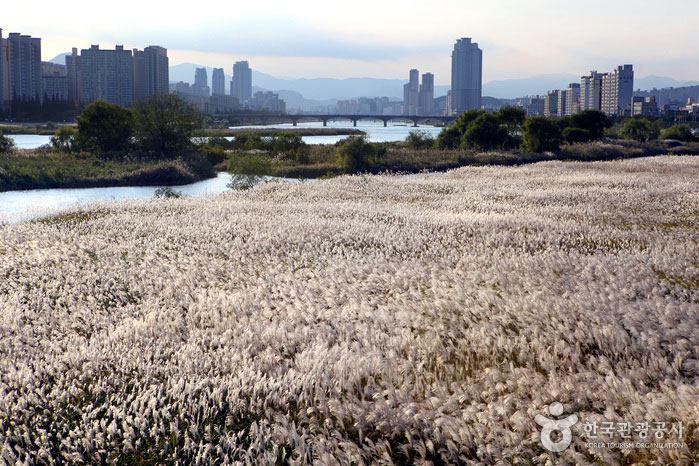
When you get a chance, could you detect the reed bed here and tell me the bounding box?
[0,156,697,464]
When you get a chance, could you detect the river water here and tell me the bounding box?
[2,122,442,223]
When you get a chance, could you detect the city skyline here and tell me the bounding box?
[3,0,698,84]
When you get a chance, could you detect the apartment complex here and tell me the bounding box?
[41,62,67,100]
[403,69,419,116]
[192,67,210,97]
[231,61,252,104]
[544,90,559,117]
[450,37,482,114]
[0,29,42,111]
[579,65,633,116]
[133,46,169,102]
[419,72,434,116]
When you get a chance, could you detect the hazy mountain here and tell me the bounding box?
[48,53,70,65]
[634,76,699,90]
[481,74,582,99]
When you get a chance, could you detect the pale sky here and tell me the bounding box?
[3,0,698,84]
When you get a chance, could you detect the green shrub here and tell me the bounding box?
[562,127,591,144]
[153,186,183,199]
[50,127,77,153]
[522,117,563,153]
[462,114,508,151]
[660,124,695,142]
[570,110,612,140]
[436,126,461,149]
[621,117,659,143]
[405,130,435,149]
[337,135,375,174]
[75,100,134,155]
[0,131,14,153]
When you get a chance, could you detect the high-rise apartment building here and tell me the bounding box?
[79,45,134,107]
[450,37,482,114]
[133,46,168,102]
[65,48,81,107]
[418,72,434,116]
[564,83,581,116]
[2,31,42,104]
[212,68,225,95]
[601,64,633,116]
[41,62,66,100]
[581,71,603,111]
[403,69,419,116]
[557,89,567,117]
[544,90,559,117]
[231,61,252,103]
[192,67,210,97]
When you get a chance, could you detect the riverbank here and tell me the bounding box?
[252,139,699,179]
[0,150,214,192]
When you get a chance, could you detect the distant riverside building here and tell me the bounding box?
[209,93,239,113]
[419,72,434,116]
[601,64,633,116]
[581,71,603,111]
[403,69,419,116]
[41,62,67,100]
[250,91,285,113]
[544,90,559,117]
[632,96,658,116]
[133,46,168,102]
[231,61,252,104]
[192,67,210,97]
[564,83,581,116]
[65,48,81,107]
[212,68,225,95]
[519,95,545,116]
[450,37,482,114]
[557,89,567,117]
[79,45,134,107]
[0,30,43,110]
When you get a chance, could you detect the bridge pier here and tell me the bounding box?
[292,119,297,127]
[383,119,387,127]
[352,119,357,127]
[323,119,327,127]
[412,119,418,127]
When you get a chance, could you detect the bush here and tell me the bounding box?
[571,110,612,140]
[621,118,659,143]
[522,117,563,153]
[660,124,695,142]
[75,100,134,155]
[50,127,77,153]
[436,126,461,149]
[132,94,203,159]
[562,127,591,144]
[0,131,14,153]
[337,135,375,174]
[462,113,508,151]
[496,106,526,135]
[153,186,183,199]
[405,130,435,149]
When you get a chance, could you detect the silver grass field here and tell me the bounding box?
[0,156,697,464]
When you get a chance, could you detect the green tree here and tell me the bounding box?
[50,127,77,152]
[522,116,563,153]
[436,125,461,149]
[621,117,658,143]
[337,135,375,174]
[132,94,203,159]
[454,109,487,134]
[76,100,134,154]
[496,106,526,135]
[660,123,695,142]
[562,127,591,144]
[461,113,508,151]
[571,110,612,140]
[0,131,14,153]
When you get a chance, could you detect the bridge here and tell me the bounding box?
[213,113,457,127]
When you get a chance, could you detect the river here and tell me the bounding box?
[2,122,442,223]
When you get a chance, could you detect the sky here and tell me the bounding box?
[3,0,698,84]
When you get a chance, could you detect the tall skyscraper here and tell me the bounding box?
[79,45,134,107]
[212,68,225,95]
[0,29,7,112]
[133,46,168,102]
[403,69,419,116]
[3,31,42,104]
[450,37,482,114]
[418,72,434,116]
[193,67,210,97]
[65,48,81,107]
[581,71,603,111]
[231,61,252,103]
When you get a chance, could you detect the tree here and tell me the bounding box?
[76,100,134,154]
[436,125,461,149]
[496,106,526,135]
[571,110,611,140]
[562,127,591,144]
[132,94,203,159]
[50,127,77,152]
[660,124,695,142]
[454,109,487,134]
[621,117,658,143]
[337,135,375,174]
[0,131,14,153]
[522,116,563,153]
[461,113,508,151]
